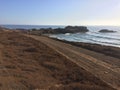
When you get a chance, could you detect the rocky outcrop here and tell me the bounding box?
[29,26,89,35]
[65,26,89,33]
[99,29,116,33]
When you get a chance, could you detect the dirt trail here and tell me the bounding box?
[27,35,120,90]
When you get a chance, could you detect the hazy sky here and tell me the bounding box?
[0,0,120,25]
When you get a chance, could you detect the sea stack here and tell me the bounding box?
[99,29,116,33]
[65,26,89,33]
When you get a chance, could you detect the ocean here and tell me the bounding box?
[1,25,65,29]
[1,25,120,48]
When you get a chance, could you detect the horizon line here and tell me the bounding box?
[0,24,120,26]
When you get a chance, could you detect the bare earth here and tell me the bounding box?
[0,31,118,90]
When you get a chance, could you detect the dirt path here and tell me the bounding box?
[27,35,120,90]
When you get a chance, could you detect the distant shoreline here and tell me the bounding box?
[1,25,120,48]
[0,25,66,29]
[1,24,120,29]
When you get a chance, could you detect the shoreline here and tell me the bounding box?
[49,36,120,59]
[1,25,120,48]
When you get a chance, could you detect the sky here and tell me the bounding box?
[0,0,120,25]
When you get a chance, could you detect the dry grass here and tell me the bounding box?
[0,31,114,90]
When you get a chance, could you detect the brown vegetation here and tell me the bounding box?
[0,31,114,89]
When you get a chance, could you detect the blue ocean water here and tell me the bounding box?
[1,25,120,47]
[50,26,120,48]
[1,25,65,29]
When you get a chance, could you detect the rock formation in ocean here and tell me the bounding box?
[65,26,89,33]
[99,29,116,33]
[29,26,89,35]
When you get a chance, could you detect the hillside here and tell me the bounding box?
[0,31,114,90]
